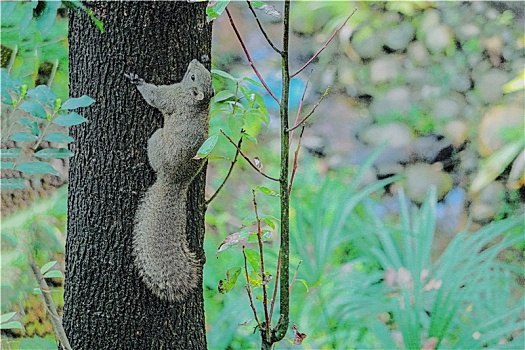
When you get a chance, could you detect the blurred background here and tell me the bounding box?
[2,1,524,349]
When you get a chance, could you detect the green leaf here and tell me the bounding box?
[206,0,230,22]
[53,112,88,126]
[17,118,40,136]
[256,186,279,197]
[212,69,237,82]
[213,90,236,103]
[242,131,257,144]
[61,95,96,110]
[218,267,241,294]
[0,312,16,324]
[43,270,63,278]
[40,261,57,274]
[0,148,21,159]
[26,85,57,106]
[35,148,73,159]
[9,132,37,142]
[244,249,260,272]
[194,134,218,159]
[0,320,23,330]
[242,77,264,88]
[0,161,14,169]
[0,178,26,189]
[35,1,61,34]
[15,162,60,176]
[44,132,74,143]
[18,100,47,119]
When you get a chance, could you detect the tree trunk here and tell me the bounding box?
[63,2,211,348]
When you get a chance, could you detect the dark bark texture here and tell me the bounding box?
[64,2,211,349]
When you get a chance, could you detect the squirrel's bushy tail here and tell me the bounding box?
[133,181,200,301]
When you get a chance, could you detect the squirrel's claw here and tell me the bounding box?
[124,72,145,86]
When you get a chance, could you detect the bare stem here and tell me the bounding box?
[288,73,311,146]
[287,87,330,132]
[288,126,305,195]
[290,8,357,78]
[252,190,271,340]
[268,252,281,322]
[243,248,261,327]
[29,255,72,350]
[206,137,243,205]
[47,59,59,88]
[246,0,283,55]
[220,129,279,182]
[226,7,280,103]
[289,260,302,294]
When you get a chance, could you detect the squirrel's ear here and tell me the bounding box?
[192,87,205,101]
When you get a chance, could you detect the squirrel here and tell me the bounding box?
[125,59,213,302]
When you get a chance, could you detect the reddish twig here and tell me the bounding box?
[288,126,305,195]
[289,260,302,294]
[206,137,243,205]
[290,8,357,78]
[246,0,282,55]
[226,7,280,103]
[289,72,311,146]
[243,247,261,327]
[252,190,271,331]
[287,87,330,132]
[269,251,281,322]
[220,129,279,182]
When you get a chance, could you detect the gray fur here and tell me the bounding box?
[126,60,213,301]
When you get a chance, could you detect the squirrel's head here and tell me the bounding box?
[183,59,214,105]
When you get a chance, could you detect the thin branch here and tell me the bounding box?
[252,190,271,334]
[243,247,261,327]
[290,8,357,78]
[289,72,311,146]
[246,0,283,55]
[268,251,281,322]
[288,126,305,195]
[206,137,243,205]
[219,129,279,182]
[29,255,72,350]
[289,260,302,294]
[226,7,280,103]
[287,87,330,132]
[47,59,59,88]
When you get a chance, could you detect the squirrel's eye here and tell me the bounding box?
[191,74,196,81]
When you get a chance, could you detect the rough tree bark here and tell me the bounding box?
[63,3,211,348]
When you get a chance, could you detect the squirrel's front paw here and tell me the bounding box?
[124,73,145,86]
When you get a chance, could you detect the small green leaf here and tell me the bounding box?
[17,118,40,136]
[9,132,37,142]
[0,312,16,324]
[40,261,57,274]
[194,134,218,159]
[19,100,47,119]
[218,267,241,294]
[0,148,21,159]
[26,85,57,106]
[242,131,257,144]
[61,95,96,110]
[15,162,60,176]
[44,132,74,143]
[0,178,26,189]
[213,90,236,103]
[212,69,237,82]
[296,279,309,292]
[256,186,279,197]
[206,0,230,22]
[0,162,15,169]
[0,320,23,330]
[53,112,88,126]
[242,77,264,88]
[35,148,73,159]
[244,249,260,272]
[43,270,63,278]
[35,1,61,34]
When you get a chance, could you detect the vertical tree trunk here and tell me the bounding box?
[63,2,211,348]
